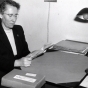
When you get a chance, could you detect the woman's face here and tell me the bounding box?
[1,4,19,29]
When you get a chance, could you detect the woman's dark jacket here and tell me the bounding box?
[0,19,30,74]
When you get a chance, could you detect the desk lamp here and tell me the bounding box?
[74,8,88,23]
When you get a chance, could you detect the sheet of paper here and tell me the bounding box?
[13,75,36,83]
[28,50,44,59]
[80,76,88,87]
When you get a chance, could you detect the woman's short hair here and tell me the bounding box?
[0,0,20,14]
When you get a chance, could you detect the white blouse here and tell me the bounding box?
[4,29,17,55]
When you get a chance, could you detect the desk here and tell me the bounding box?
[22,51,88,87]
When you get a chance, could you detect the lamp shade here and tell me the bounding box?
[77,8,88,15]
[74,8,88,23]
[44,0,57,2]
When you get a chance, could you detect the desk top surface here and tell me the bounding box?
[22,51,88,84]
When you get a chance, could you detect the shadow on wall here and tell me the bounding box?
[74,8,88,23]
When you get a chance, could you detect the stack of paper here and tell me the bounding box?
[1,69,45,88]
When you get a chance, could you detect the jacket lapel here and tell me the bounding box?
[0,23,13,54]
[12,27,21,55]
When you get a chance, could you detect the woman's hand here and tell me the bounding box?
[14,57,31,67]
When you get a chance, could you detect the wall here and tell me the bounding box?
[49,0,88,43]
[15,0,49,51]
[14,0,88,51]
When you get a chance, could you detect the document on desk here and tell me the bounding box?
[28,43,54,59]
[14,75,36,83]
[80,75,88,87]
[28,50,44,59]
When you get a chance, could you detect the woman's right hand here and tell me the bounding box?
[14,57,31,67]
